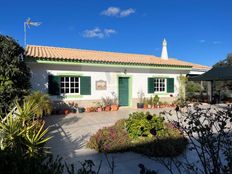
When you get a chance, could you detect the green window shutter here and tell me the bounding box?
[48,75,60,95]
[80,76,91,95]
[167,78,174,93]
[148,78,155,94]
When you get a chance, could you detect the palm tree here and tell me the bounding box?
[24,91,52,118]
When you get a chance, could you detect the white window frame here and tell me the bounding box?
[60,76,80,95]
[154,78,166,93]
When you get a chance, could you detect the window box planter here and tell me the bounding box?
[137,103,144,109]
[111,104,119,111]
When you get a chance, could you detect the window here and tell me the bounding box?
[154,78,166,92]
[60,76,80,94]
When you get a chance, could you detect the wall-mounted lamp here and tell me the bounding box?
[124,69,127,74]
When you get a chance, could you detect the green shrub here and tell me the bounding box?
[153,95,160,106]
[87,119,131,152]
[125,112,165,139]
[87,115,188,157]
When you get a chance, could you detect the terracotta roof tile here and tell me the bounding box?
[25,45,210,70]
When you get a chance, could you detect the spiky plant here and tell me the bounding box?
[24,122,52,157]
[0,112,25,150]
[24,91,52,118]
[16,100,38,126]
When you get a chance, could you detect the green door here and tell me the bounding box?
[118,77,129,106]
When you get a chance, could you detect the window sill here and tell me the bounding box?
[58,94,83,99]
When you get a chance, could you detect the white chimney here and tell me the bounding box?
[161,38,168,60]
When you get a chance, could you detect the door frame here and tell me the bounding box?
[117,75,132,106]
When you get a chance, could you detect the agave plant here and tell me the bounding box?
[16,100,38,126]
[0,112,25,150]
[24,122,52,157]
[24,91,52,118]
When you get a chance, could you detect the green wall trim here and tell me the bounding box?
[56,72,83,76]
[117,74,133,107]
[25,57,192,70]
[151,75,171,78]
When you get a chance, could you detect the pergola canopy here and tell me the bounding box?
[190,66,232,81]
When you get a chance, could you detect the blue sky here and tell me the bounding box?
[1,0,231,66]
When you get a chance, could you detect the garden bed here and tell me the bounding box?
[87,112,188,157]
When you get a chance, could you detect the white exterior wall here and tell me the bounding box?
[28,63,190,104]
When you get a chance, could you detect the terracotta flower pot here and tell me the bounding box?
[144,104,148,109]
[64,109,70,115]
[105,105,111,112]
[153,105,158,109]
[97,107,103,112]
[90,107,96,112]
[111,104,119,111]
[85,107,91,112]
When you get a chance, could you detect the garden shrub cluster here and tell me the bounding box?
[126,112,165,138]
[87,119,131,152]
[87,112,188,157]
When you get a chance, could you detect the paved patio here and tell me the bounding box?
[45,107,180,174]
[45,104,229,173]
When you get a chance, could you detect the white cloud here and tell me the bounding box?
[101,7,135,17]
[199,39,206,43]
[120,8,135,17]
[104,29,116,36]
[101,7,120,16]
[213,41,222,44]
[83,27,116,39]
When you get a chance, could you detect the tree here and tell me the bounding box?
[214,53,232,67]
[0,35,31,115]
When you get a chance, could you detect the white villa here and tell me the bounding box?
[25,39,209,107]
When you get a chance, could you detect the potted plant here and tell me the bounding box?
[90,107,96,112]
[148,96,153,109]
[85,107,91,112]
[143,98,148,109]
[64,109,70,115]
[153,95,160,108]
[159,101,166,108]
[111,92,119,111]
[95,102,103,112]
[78,107,85,113]
[102,96,112,112]
[137,91,144,109]
[68,101,78,113]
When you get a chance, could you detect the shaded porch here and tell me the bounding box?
[190,66,232,103]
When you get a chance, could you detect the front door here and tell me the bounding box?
[118,77,129,106]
